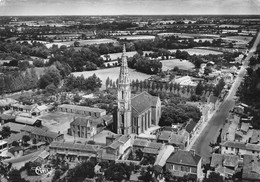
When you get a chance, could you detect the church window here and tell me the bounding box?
[122,91,124,99]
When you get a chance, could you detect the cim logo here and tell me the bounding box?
[34,166,53,176]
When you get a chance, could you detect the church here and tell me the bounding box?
[117,45,161,135]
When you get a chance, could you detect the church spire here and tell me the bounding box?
[119,44,129,84]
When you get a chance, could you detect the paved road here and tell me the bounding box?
[191,31,260,163]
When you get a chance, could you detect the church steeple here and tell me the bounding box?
[119,44,130,85]
[117,44,132,135]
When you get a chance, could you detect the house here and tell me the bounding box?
[70,115,113,138]
[49,140,100,162]
[157,129,189,149]
[242,154,260,181]
[0,114,16,124]
[172,76,198,87]
[98,135,131,161]
[154,145,175,167]
[0,122,26,134]
[11,103,37,116]
[31,105,49,116]
[57,104,106,117]
[165,150,203,180]
[185,119,197,138]
[207,94,219,111]
[21,125,64,143]
[15,116,42,127]
[132,138,163,156]
[210,153,239,178]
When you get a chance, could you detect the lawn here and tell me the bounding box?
[101,51,153,60]
[45,39,117,48]
[222,36,253,44]
[72,67,151,90]
[169,48,223,55]
[161,59,195,71]
[116,35,155,40]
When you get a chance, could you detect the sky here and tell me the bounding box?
[0,0,260,16]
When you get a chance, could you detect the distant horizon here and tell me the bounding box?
[0,0,260,16]
[2,14,260,17]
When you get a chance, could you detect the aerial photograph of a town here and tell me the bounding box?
[0,0,260,181]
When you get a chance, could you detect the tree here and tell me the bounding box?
[0,126,11,139]
[195,81,204,96]
[104,163,131,182]
[203,172,224,182]
[22,135,30,145]
[8,169,28,182]
[169,82,173,92]
[12,141,19,147]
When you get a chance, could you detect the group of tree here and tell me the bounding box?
[237,67,260,129]
[0,68,38,94]
[63,74,102,92]
[159,95,202,126]
[213,78,225,97]
[0,41,49,58]
[128,54,162,74]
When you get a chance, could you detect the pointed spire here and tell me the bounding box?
[119,44,130,84]
[123,44,126,55]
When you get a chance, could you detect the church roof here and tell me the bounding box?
[131,91,158,114]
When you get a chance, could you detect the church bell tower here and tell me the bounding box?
[117,44,132,135]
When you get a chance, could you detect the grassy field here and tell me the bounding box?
[158,33,220,38]
[72,67,151,90]
[116,35,155,40]
[161,59,194,71]
[101,51,153,60]
[222,36,253,44]
[169,48,223,55]
[45,39,117,48]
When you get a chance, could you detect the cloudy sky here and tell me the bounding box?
[0,0,260,16]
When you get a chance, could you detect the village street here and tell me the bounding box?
[190,31,260,163]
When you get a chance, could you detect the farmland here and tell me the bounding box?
[72,67,151,90]
[116,35,155,40]
[169,48,223,55]
[45,38,117,48]
[101,51,153,60]
[158,32,220,38]
[161,59,195,71]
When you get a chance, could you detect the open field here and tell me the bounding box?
[45,39,117,48]
[101,51,153,60]
[219,24,242,28]
[222,36,253,44]
[72,67,151,90]
[116,35,155,40]
[158,33,220,38]
[197,46,247,53]
[39,111,80,134]
[169,48,223,55]
[194,38,213,43]
[161,59,195,71]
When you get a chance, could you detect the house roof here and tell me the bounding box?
[241,122,250,133]
[0,114,16,120]
[58,104,106,113]
[154,145,175,167]
[21,125,62,139]
[250,130,260,144]
[185,119,197,133]
[0,98,18,107]
[107,135,130,150]
[15,116,40,125]
[131,91,158,114]
[220,141,246,150]
[133,139,149,147]
[3,132,28,144]
[49,141,99,153]
[143,148,159,155]
[246,144,260,152]
[0,122,25,133]
[166,150,201,167]
[243,154,260,180]
[157,131,171,141]
[168,134,186,146]
[209,95,218,104]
